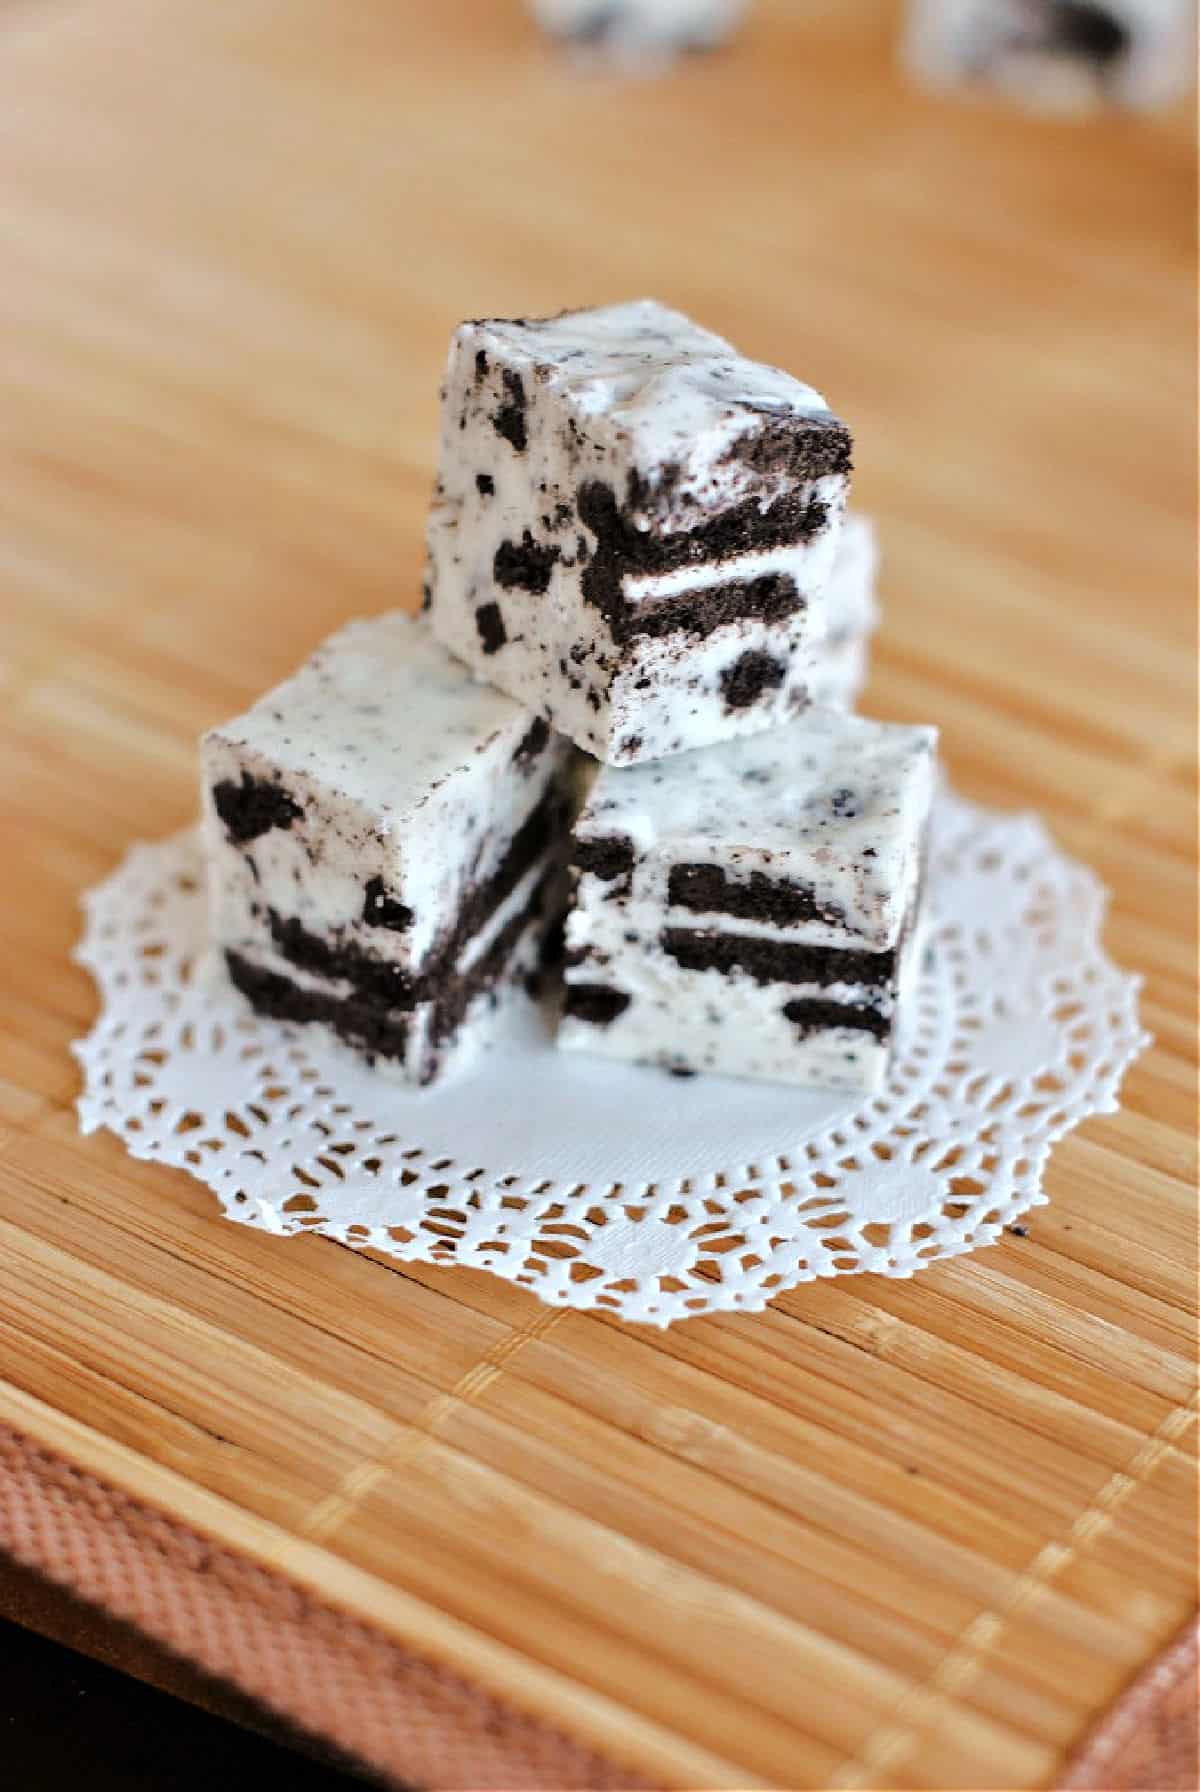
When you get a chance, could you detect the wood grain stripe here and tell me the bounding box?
[831,1393,1199,1786]
[265,1306,567,1554]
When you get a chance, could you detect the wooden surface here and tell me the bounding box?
[1,1,1196,1786]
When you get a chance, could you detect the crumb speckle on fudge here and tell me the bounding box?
[719,649,787,711]
[512,715,551,767]
[572,835,635,882]
[493,531,560,594]
[212,771,303,845]
[563,983,632,1026]
[362,876,414,932]
[474,601,508,655]
[492,368,528,452]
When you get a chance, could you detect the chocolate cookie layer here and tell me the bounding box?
[659,928,895,989]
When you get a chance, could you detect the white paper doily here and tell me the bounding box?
[73,788,1149,1325]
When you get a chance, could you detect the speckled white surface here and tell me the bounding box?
[572,704,937,950]
[426,300,852,763]
[456,300,834,519]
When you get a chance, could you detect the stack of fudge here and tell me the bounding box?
[202,301,937,1093]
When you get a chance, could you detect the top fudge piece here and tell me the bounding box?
[201,612,575,1085]
[425,300,852,765]
[560,706,937,1089]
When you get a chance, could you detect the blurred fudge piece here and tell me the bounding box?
[903,0,1196,112]
[530,0,747,68]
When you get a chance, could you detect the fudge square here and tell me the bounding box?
[425,300,853,765]
[201,613,576,1086]
[558,706,938,1092]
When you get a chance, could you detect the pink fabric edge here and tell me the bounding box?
[4,1416,1193,1792]
[0,1422,649,1791]
[1057,1614,1198,1791]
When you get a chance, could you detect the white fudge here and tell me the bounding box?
[558,707,937,1091]
[808,512,879,712]
[903,0,1196,113]
[201,613,576,1086]
[530,0,747,66]
[425,300,853,765]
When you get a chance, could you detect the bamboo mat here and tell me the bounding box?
[1,0,1196,1785]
